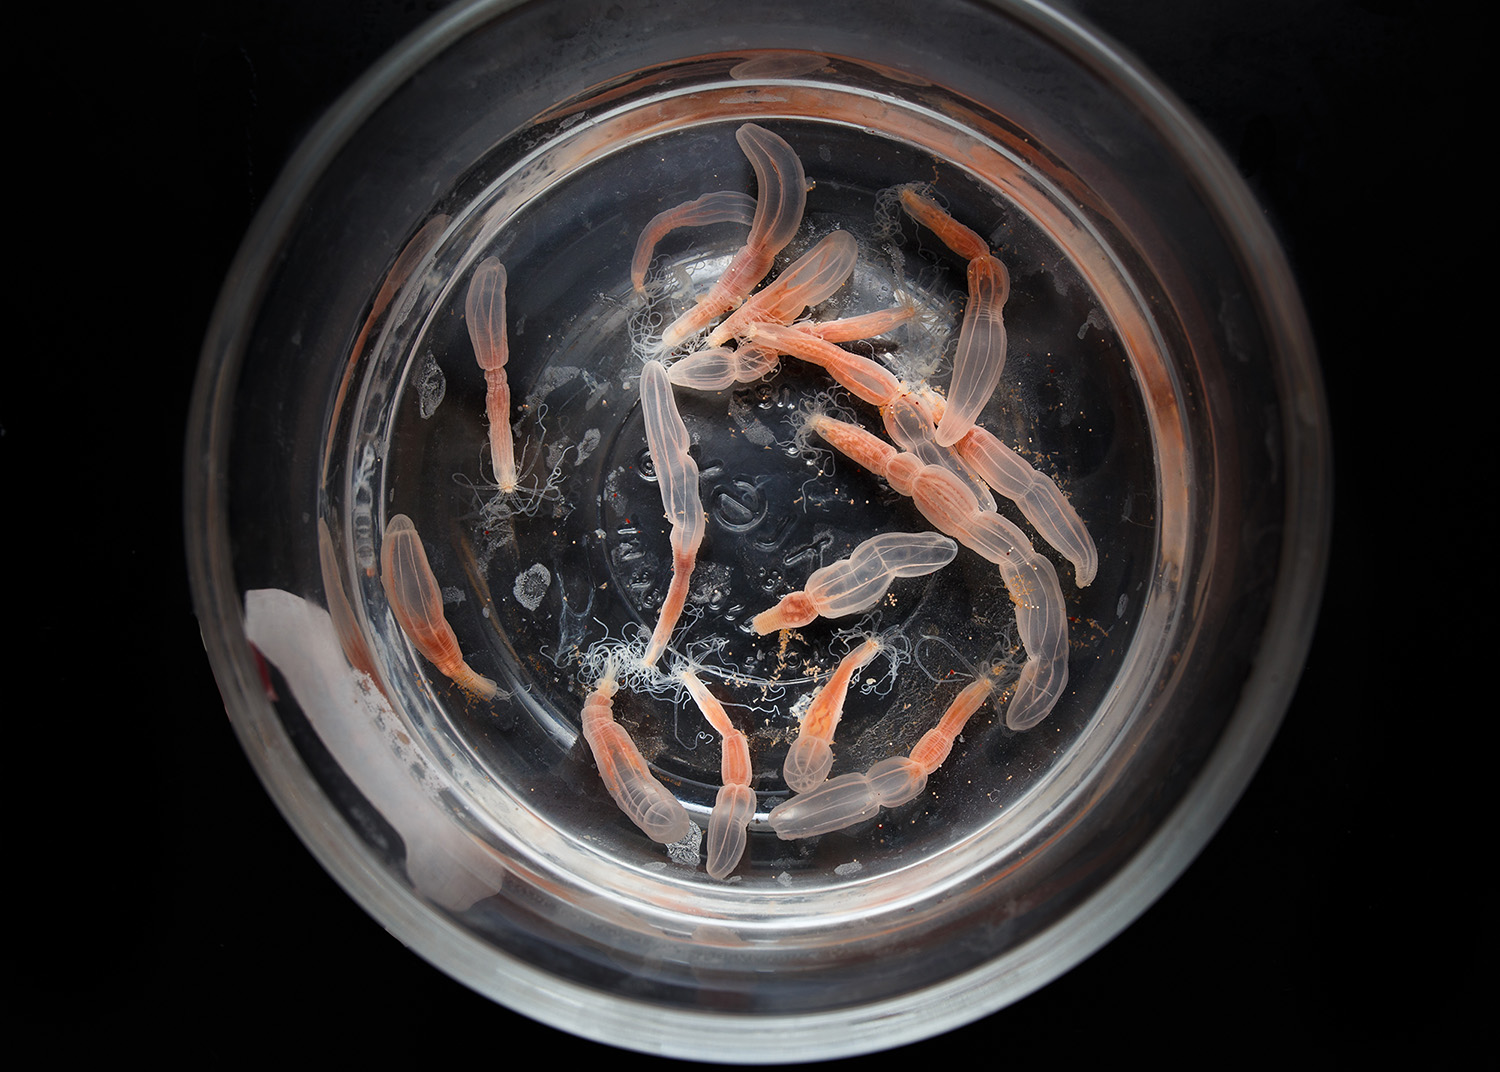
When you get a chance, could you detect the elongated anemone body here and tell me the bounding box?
[752,532,957,634]
[658,124,807,349]
[466,257,518,490]
[681,670,755,879]
[631,189,756,295]
[953,423,1097,586]
[935,255,1010,448]
[639,361,706,665]
[709,229,857,345]
[380,514,498,700]
[783,638,882,793]
[581,661,691,844]
[770,674,998,839]
[898,185,990,262]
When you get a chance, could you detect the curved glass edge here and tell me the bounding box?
[973,0,1334,1022]
[1023,0,1333,786]
[185,0,1331,1061]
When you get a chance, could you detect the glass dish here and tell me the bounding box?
[186,0,1328,1060]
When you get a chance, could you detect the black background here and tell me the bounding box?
[25,0,1463,1063]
